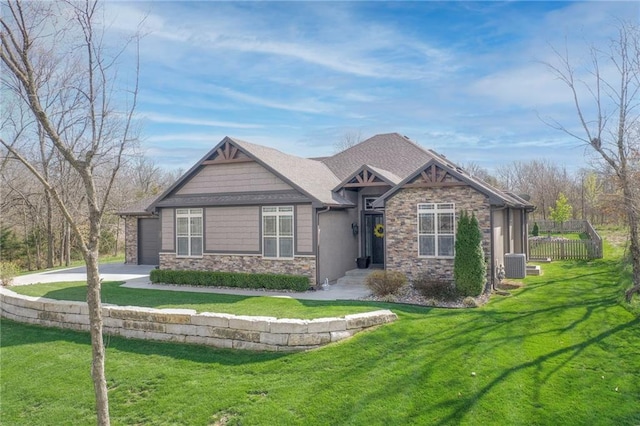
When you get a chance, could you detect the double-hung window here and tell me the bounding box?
[262,206,294,259]
[418,203,455,257]
[176,208,203,257]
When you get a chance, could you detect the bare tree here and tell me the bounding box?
[544,21,640,301]
[334,129,363,152]
[1,1,140,424]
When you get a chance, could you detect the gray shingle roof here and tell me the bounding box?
[148,133,533,211]
[118,195,159,216]
[228,137,351,206]
[322,133,435,180]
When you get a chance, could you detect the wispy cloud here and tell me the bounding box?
[140,112,263,129]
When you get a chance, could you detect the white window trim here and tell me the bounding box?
[175,208,203,258]
[417,203,456,258]
[262,206,295,259]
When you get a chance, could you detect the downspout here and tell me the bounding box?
[316,206,332,288]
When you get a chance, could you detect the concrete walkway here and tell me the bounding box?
[12,263,371,301]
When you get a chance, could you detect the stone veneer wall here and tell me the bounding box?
[385,186,492,283]
[160,253,317,287]
[124,216,138,264]
[0,287,396,352]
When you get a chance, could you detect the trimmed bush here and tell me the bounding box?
[412,274,458,300]
[0,261,20,286]
[150,269,310,292]
[454,210,486,297]
[365,270,407,296]
[532,222,539,237]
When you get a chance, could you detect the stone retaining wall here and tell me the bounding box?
[0,287,396,351]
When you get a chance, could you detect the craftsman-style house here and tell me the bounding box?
[121,133,534,289]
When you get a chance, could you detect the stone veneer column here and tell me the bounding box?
[384,186,492,283]
[124,216,138,264]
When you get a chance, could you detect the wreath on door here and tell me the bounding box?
[373,223,384,238]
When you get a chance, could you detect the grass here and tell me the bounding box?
[10,280,383,319]
[2,234,639,425]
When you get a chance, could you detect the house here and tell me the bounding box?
[120,133,534,290]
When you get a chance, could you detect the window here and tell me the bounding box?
[262,206,294,258]
[418,203,455,257]
[176,208,203,257]
[364,197,377,211]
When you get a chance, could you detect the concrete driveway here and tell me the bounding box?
[13,263,156,286]
[12,263,370,301]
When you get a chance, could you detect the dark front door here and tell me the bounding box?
[364,214,384,266]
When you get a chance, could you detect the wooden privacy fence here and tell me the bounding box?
[529,220,603,260]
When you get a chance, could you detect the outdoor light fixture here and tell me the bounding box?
[351,222,359,236]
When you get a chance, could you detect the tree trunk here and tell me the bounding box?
[623,182,640,302]
[46,192,54,268]
[84,247,110,425]
[65,221,71,266]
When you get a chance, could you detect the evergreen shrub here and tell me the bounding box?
[454,210,486,297]
[150,269,310,292]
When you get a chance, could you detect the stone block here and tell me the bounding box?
[64,314,89,325]
[269,319,308,334]
[2,302,39,319]
[191,312,233,327]
[164,323,197,336]
[38,311,66,323]
[259,332,289,346]
[209,327,260,343]
[345,310,396,329]
[185,335,233,349]
[288,332,330,346]
[103,317,124,329]
[232,340,277,352]
[307,318,346,333]
[122,320,165,333]
[229,315,272,332]
[330,330,356,342]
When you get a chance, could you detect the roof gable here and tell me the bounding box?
[322,133,434,181]
[150,137,352,210]
[372,157,535,209]
[333,164,402,192]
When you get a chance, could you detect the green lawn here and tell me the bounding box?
[1,238,639,425]
[10,281,384,319]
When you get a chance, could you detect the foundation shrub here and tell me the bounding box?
[412,274,458,300]
[150,269,310,292]
[0,261,20,286]
[365,271,407,296]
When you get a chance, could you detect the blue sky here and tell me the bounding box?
[106,1,639,173]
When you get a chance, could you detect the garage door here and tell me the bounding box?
[138,217,160,265]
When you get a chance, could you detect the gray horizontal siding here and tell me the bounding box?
[161,208,174,251]
[176,162,292,195]
[296,204,313,254]
[205,206,260,252]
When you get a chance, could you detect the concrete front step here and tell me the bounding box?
[337,268,380,286]
[526,265,542,276]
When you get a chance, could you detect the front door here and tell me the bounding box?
[364,214,384,266]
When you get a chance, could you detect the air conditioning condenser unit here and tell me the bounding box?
[504,253,526,279]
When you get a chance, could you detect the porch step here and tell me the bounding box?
[337,268,380,286]
[526,265,542,276]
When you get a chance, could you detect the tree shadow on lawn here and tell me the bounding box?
[0,318,288,366]
[429,316,640,425]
